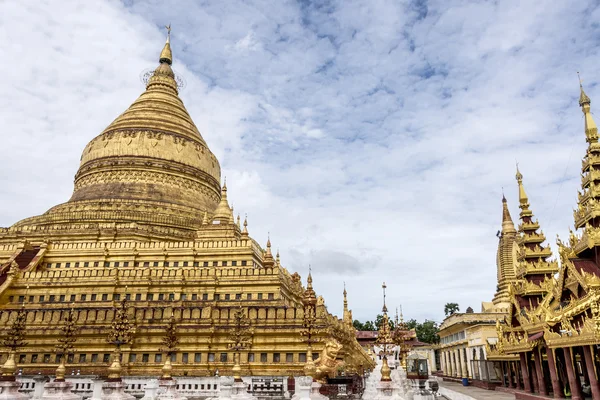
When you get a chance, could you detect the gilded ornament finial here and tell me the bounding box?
[159,24,173,65]
[242,214,248,235]
[515,164,530,212]
[381,282,388,314]
[578,74,598,144]
[578,72,591,106]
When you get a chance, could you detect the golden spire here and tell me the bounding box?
[343,283,348,310]
[264,234,274,266]
[242,214,248,236]
[343,283,352,326]
[381,282,388,314]
[578,73,598,143]
[303,266,317,305]
[515,163,532,219]
[501,194,516,234]
[513,165,554,276]
[159,24,173,65]
[276,249,280,266]
[266,235,272,254]
[237,214,241,229]
[213,181,233,223]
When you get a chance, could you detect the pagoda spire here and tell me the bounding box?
[242,214,249,236]
[159,24,173,65]
[578,73,598,144]
[501,194,516,234]
[212,180,234,223]
[342,282,351,325]
[493,194,518,307]
[264,234,275,266]
[513,166,553,274]
[574,76,600,234]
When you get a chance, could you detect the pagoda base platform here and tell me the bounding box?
[100,381,135,400]
[41,381,81,400]
[0,380,29,400]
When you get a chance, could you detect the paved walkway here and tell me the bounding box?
[439,380,515,400]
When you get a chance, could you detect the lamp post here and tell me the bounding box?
[374,283,394,382]
[300,270,319,377]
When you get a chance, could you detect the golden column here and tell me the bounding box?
[300,270,319,377]
[54,306,78,381]
[227,305,253,382]
[1,307,27,379]
[374,283,394,382]
[106,300,135,380]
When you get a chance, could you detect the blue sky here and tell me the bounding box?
[1,0,600,323]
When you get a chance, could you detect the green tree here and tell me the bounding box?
[353,319,377,331]
[444,303,460,316]
[405,319,418,330]
[415,320,440,344]
[363,321,376,331]
[353,320,365,330]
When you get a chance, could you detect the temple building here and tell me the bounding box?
[485,80,600,399]
[0,32,372,378]
[438,196,518,386]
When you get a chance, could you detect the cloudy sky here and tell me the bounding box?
[1,0,599,323]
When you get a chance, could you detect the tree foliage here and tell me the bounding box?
[353,319,376,331]
[415,320,440,344]
[353,316,439,344]
[444,303,460,316]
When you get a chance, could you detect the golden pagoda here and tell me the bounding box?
[485,78,600,398]
[0,29,372,377]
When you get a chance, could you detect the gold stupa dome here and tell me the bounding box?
[12,30,222,239]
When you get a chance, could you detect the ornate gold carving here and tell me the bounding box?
[314,339,343,382]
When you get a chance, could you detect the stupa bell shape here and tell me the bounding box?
[12,33,221,238]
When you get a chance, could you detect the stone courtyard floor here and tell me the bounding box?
[439,380,515,399]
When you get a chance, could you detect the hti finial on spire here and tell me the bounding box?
[515,163,530,212]
[159,24,173,65]
[578,72,591,107]
[577,72,598,144]
[382,282,388,314]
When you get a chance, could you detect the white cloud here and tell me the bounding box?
[1,0,599,324]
